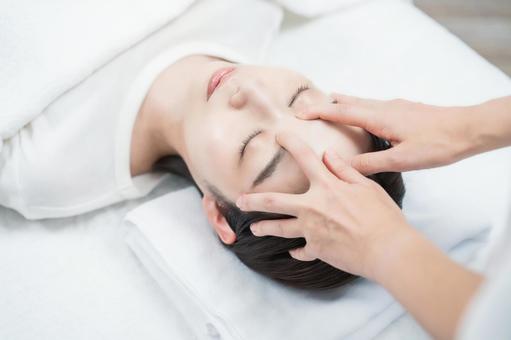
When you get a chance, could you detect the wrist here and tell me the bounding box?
[366,226,423,283]
[449,105,483,161]
[465,98,511,155]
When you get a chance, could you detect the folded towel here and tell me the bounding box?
[0,0,195,141]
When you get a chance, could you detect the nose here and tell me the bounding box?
[229,82,281,119]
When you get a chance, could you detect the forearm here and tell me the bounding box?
[467,95,511,156]
[372,230,484,340]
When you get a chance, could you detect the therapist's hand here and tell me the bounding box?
[298,94,478,175]
[235,132,416,280]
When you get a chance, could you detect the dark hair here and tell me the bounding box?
[155,134,405,290]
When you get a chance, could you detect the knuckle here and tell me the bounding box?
[275,221,284,235]
[307,204,321,216]
[388,153,400,167]
[262,195,274,208]
[308,240,323,257]
[386,151,401,167]
[361,116,377,131]
[373,123,393,140]
[357,154,371,172]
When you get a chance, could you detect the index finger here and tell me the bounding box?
[275,132,330,183]
[297,96,374,130]
[237,191,302,216]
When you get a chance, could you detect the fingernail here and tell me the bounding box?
[236,197,244,209]
[250,223,260,235]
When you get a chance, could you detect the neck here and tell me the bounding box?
[130,64,185,176]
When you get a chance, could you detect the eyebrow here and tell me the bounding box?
[251,147,285,188]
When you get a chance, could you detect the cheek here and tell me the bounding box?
[184,122,236,184]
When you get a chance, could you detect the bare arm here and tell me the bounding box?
[371,229,483,340]
[469,96,511,156]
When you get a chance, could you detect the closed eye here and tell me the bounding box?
[288,84,310,107]
[239,129,262,162]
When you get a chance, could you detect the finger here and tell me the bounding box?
[250,218,303,238]
[236,192,302,216]
[289,247,317,261]
[276,132,327,182]
[323,149,367,184]
[330,92,384,106]
[350,147,404,175]
[296,102,372,130]
[330,93,358,104]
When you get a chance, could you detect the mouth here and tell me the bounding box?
[207,66,236,100]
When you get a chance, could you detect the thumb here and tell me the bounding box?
[351,148,404,175]
[289,247,316,262]
[323,150,366,184]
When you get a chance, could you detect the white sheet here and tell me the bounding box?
[1,0,510,339]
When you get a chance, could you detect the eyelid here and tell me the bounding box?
[288,84,310,107]
[239,129,263,159]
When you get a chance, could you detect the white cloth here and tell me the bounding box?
[275,0,372,17]
[0,0,282,219]
[456,183,511,340]
[0,0,195,141]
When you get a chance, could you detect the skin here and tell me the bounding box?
[237,94,511,340]
[129,55,371,244]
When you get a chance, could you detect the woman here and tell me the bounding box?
[135,54,405,289]
[0,45,404,288]
[236,94,511,339]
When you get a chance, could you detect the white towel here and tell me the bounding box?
[0,0,194,141]
[124,142,511,339]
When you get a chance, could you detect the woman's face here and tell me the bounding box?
[174,56,371,202]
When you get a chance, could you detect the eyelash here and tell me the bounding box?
[288,84,310,107]
[239,129,263,157]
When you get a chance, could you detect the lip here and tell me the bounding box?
[207,66,236,100]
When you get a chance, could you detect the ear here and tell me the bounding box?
[202,194,237,244]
